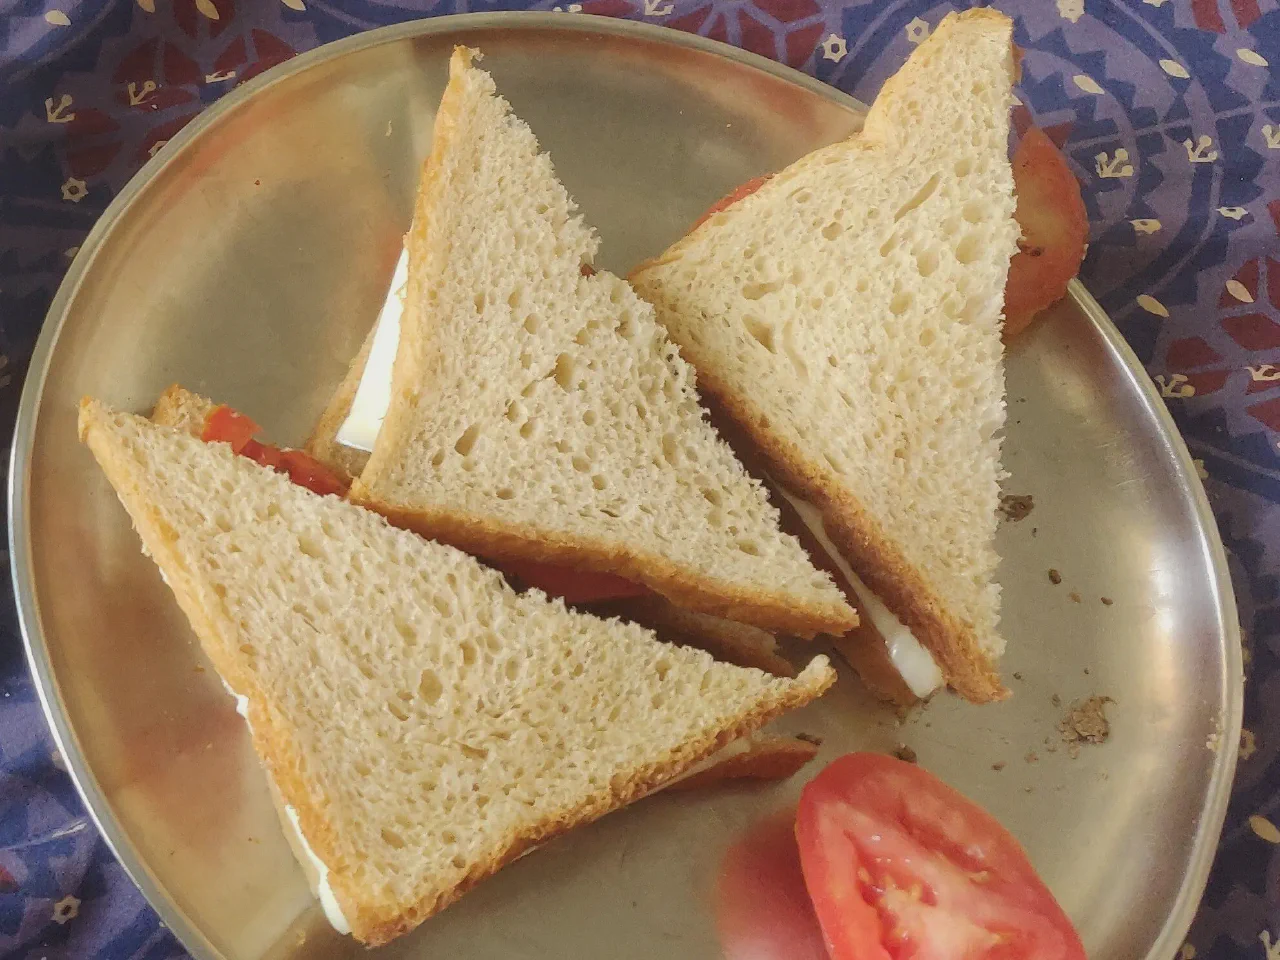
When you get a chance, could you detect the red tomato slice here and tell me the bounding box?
[202,405,262,455]
[278,449,351,498]
[795,753,1085,960]
[1004,127,1088,340]
[496,557,649,605]
[202,408,350,498]
[716,810,831,960]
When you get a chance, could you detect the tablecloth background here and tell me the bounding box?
[0,0,1275,957]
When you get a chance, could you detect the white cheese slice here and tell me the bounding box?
[771,486,944,699]
[334,247,409,452]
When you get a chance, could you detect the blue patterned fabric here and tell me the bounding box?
[0,1,1275,957]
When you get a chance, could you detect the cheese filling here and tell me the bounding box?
[771,487,944,699]
[219,679,352,935]
[335,247,410,452]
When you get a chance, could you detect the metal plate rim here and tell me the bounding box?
[8,16,1242,960]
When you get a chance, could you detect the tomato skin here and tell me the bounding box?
[796,753,1086,960]
[1003,127,1088,340]
[496,557,649,605]
[202,405,262,454]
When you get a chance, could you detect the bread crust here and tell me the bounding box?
[584,596,795,677]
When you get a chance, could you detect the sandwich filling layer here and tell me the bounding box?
[336,247,409,453]
[770,487,943,699]
[220,679,352,935]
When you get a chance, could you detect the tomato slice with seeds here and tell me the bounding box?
[795,753,1085,960]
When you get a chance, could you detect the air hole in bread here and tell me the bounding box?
[460,743,488,761]
[519,420,536,440]
[894,173,940,222]
[919,328,937,347]
[535,202,549,215]
[962,199,987,224]
[661,434,679,466]
[354,760,372,777]
[592,474,607,491]
[890,290,913,316]
[508,288,524,310]
[505,401,523,423]
[451,854,468,869]
[582,409,597,427]
[387,699,410,721]
[552,354,578,390]
[380,827,407,849]
[737,539,761,556]
[523,314,540,335]
[854,277,870,294]
[296,531,325,560]
[239,642,256,656]
[461,642,477,666]
[574,326,591,346]
[655,658,671,681]
[496,487,515,500]
[954,156,973,177]
[441,828,458,844]
[213,582,228,599]
[214,514,232,533]
[742,279,782,301]
[454,425,481,457]
[955,232,982,265]
[571,455,590,474]
[520,351,533,370]
[916,246,941,277]
[474,293,486,314]
[827,354,839,368]
[358,658,376,679]
[822,220,843,240]
[430,449,446,468]
[419,669,443,705]
[744,316,777,353]
[503,659,519,681]
[824,452,846,476]
[789,188,812,203]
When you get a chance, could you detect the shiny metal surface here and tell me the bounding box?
[10,15,1241,960]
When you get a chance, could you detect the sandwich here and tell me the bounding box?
[78,394,835,945]
[305,48,858,658]
[631,10,1025,704]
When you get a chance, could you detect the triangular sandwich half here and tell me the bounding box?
[631,10,1019,702]
[79,398,834,945]
[307,48,855,640]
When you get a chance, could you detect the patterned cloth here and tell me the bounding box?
[0,0,1274,957]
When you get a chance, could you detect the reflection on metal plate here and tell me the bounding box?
[9,14,1241,960]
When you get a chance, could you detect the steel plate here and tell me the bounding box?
[9,14,1242,960]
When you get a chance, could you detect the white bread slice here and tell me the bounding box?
[78,398,834,945]
[631,10,1018,703]
[348,47,855,640]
